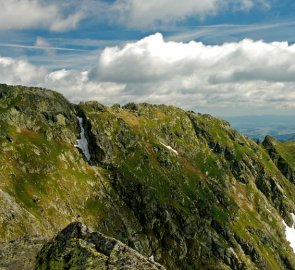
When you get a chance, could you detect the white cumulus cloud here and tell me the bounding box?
[1,33,295,116]
[0,56,125,104]
[0,0,83,31]
[90,33,295,114]
[0,56,46,84]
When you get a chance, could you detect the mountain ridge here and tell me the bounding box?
[1,84,295,269]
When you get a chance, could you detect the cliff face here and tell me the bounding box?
[262,135,295,185]
[1,84,295,269]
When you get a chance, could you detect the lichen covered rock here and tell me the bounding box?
[35,222,165,270]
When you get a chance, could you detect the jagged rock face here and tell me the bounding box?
[35,222,165,270]
[263,135,295,185]
[1,84,295,269]
[0,84,107,240]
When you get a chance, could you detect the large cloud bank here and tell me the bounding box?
[1,33,295,115]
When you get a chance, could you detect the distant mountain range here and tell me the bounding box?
[224,115,295,142]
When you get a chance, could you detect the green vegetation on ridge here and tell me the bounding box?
[1,84,295,269]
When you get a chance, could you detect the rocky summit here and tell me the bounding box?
[1,84,295,269]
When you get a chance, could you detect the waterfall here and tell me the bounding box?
[74,117,91,161]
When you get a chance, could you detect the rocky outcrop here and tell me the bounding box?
[35,222,165,270]
[263,135,295,184]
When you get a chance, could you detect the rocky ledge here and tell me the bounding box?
[35,222,165,270]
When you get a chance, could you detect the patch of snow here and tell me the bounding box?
[74,117,91,161]
[161,143,178,155]
[149,255,155,262]
[283,213,295,253]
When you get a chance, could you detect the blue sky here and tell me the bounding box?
[0,0,295,116]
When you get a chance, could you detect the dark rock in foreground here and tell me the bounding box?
[35,222,165,270]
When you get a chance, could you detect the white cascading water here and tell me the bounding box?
[283,214,295,253]
[74,117,91,161]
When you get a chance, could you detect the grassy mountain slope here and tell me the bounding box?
[1,84,295,269]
